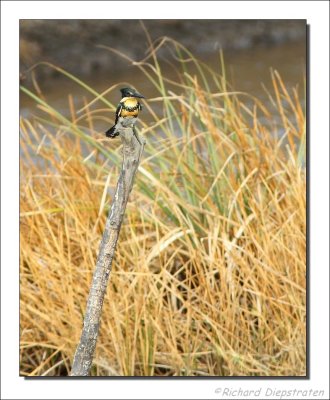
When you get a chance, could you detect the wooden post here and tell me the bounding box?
[71,120,145,376]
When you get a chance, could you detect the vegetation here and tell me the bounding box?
[20,38,306,376]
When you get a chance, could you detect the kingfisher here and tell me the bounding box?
[105,87,145,142]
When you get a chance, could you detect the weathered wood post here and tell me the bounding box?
[71,120,145,376]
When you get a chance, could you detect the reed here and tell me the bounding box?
[20,38,306,376]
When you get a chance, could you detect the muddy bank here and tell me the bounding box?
[20,20,306,85]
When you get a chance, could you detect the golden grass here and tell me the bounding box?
[20,39,306,376]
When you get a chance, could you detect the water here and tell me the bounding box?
[20,40,305,130]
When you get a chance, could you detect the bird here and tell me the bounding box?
[105,87,145,143]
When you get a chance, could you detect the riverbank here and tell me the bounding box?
[20,20,306,85]
[20,44,306,376]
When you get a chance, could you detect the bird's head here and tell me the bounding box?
[120,87,145,99]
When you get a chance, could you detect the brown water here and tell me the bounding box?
[20,40,306,127]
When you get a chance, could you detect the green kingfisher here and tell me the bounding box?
[105,87,145,140]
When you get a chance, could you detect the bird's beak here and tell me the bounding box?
[133,91,145,99]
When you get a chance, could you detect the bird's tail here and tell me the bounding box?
[105,125,119,138]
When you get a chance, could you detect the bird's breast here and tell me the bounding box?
[120,108,139,118]
[121,97,139,108]
[120,97,140,117]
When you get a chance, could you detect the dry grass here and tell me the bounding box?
[20,38,306,376]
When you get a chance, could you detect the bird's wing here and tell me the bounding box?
[114,103,123,125]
